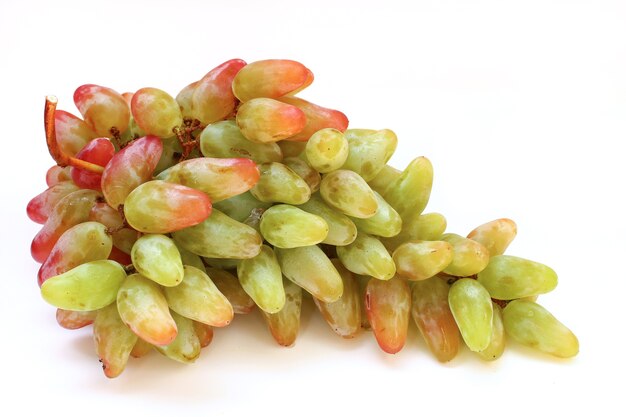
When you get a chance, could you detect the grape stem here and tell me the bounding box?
[44,96,105,174]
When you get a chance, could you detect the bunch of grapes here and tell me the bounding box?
[27,58,578,378]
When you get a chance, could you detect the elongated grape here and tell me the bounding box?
[278,140,307,158]
[275,246,343,303]
[193,321,214,348]
[156,311,201,363]
[164,266,233,327]
[341,129,398,181]
[233,59,313,102]
[366,278,411,354]
[467,218,517,256]
[46,165,73,186]
[157,157,259,202]
[411,276,460,362]
[305,128,349,173]
[297,194,357,246]
[441,233,490,277]
[101,135,163,209]
[383,157,433,221]
[74,84,130,135]
[192,59,246,124]
[381,212,447,252]
[367,164,401,195]
[477,302,505,361]
[337,233,396,280]
[56,309,97,330]
[31,189,101,263]
[200,120,283,163]
[41,260,125,311]
[205,268,254,314]
[213,191,272,223]
[263,278,303,347]
[54,110,96,157]
[131,87,182,137]
[278,96,348,142]
[203,257,241,270]
[71,138,115,190]
[283,157,321,193]
[250,162,311,204]
[260,205,328,248]
[393,241,453,281]
[320,170,378,218]
[237,98,306,143]
[175,80,198,119]
[117,274,177,345]
[477,255,558,300]
[175,243,206,272]
[131,234,184,287]
[173,209,262,259]
[313,260,361,338]
[503,300,578,358]
[350,191,401,237]
[130,338,152,358]
[237,245,285,313]
[448,278,493,352]
[93,303,138,378]
[38,221,112,286]
[27,182,79,224]
[124,180,212,234]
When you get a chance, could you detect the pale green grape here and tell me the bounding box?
[392,241,453,281]
[336,233,396,280]
[200,120,283,163]
[320,170,378,219]
[305,128,349,173]
[260,205,328,248]
[250,162,311,204]
[283,157,321,193]
[448,278,493,352]
[341,129,397,181]
[441,233,490,277]
[477,302,506,361]
[296,194,357,246]
[382,156,433,221]
[350,191,402,237]
[155,311,201,363]
[131,234,184,287]
[131,88,183,137]
[213,191,272,223]
[237,245,285,313]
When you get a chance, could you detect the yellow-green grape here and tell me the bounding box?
[448,278,493,352]
[319,170,378,219]
[441,233,490,277]
[477,255,558,300]
[341,129,398,181]
[355,274,371,329]
[260,205,328,248]
[382,212,448,252]
[313,259,361,338]
[117,274,177,346]
[393,241,453,281]
[213,191,272,223]
[237,245,286,313]
[305,128,349,173]
[411,276,460,362]
[172,209,263,259]
[200,120,283,163]
[164,266,234,327]
[175,80,197,120]
[203,257,241,270]
[206,267,255,314]
[350,191,402,237]
[174,242,206,272]
[336,233,396,280]
[93,303,138,378]
[236,98,306,143]
[467,218,517,256]
[275,246,343,303]
[250,162,311,204]
[297,194,357,246]
[130,338,153,358]
[278,140,307,158]
[262,278,303,347]
[193,321,214,348]
[382,157,433,221]
[131,234,184,287]
[155,311,201,364]
[41,260,126,311]
[283,157,321,193]
[367,164,401,195]
[477,302,506,361]
[131,88,183,138]
[503,300,578,358]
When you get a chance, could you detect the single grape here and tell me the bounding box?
[193,321,214,348]
[282,157,321,193]
[382,156,433,222]
[341,129,398,181]
[477,302,506,361]
[212,191,272,223]
[131,234,184,287]
[207,267,256,314]
[305,128,349,174]
[467,218,517,256]
[381,212,447,252]
[320,170,378,219]
[53,110,97,157]
[155,311,201,363]
[131,87,183,137]
[262,278,303,347]
[45,165,73,186]
[130,338,153,359]
[296,194,357,246]
[232,59,313,102]
[175,80,198,120]
[260,205,328,248]
[237,245,286,313]
[337,233,396,280]
[350,191,402,237]
[27,182,79,224]
[56,309,97,330]
[93,303,138,378]
[448,278,493,352]
[441,233,490,277]
[74,84,130,136]
[277,96,348,142]
[365,277,411,354]
[237,98,306,143]
[70,137,115,190]
[393,240,453,281]
[367,164,401,195]
[250,162,311,204]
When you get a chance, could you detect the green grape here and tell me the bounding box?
[393,241,453,281]
[283,157,321,193]
[278,140,307,158]
[155,311,201,363]
[206,267,255,314]
[319,170,378,219]
[175,80,197,120]
[305,128,349,173]
[503,300,578,358]
[341,129,397,181]
[250,162,311,204]
[350,191,402,237]
[367,164,401,195]
[448,278,493,352]
[275,245,343,303]
[200,120,283,163]
[213,191,273,223]
[381,212,447,252]
[117,274,177,346]
[260,205,328,248]
[172,209,262,259]
[477,302,506,361]
[337,233,396,280]
[236,98,306,143]
[237,245,285,313]
[41,260,126,311]
[477,255,558,300]
[365,277,411,354]
[382,156,433,221]
[203,257,241,270]
[164,266,233,327]
[131,234,184,287]
[297,194,357,246]
[93,303,138,378]
[131,88,183,137]
[262,278,303,347]
[174,242,206,272]
[441,233,490,277]
[467,218,517,256]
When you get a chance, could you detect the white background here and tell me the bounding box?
[1,0,625,415]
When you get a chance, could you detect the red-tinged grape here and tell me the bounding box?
[108,245,131,265]
[277,96,348,142]
[193,321,214,348]
[262,278,303,347]
[56,309,97,330]
[232,59,313,102]
[93,303,138,378]
[155,311,201,363]
[236,98,306,143]
[45,165,73,186]
[27,182,79,224]
[131,87,183,137]
[206,267,255,314]
[130,338,152,358]
[54,110,97,157]
[467,218,517,257]
[175,81,198,119]
[70,138,115,190]
[73,84,130,136]
[101,135,163,209]
[366,278,411,354]
[121,92,133,107]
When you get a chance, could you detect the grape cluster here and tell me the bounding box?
[27,58,578,378]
